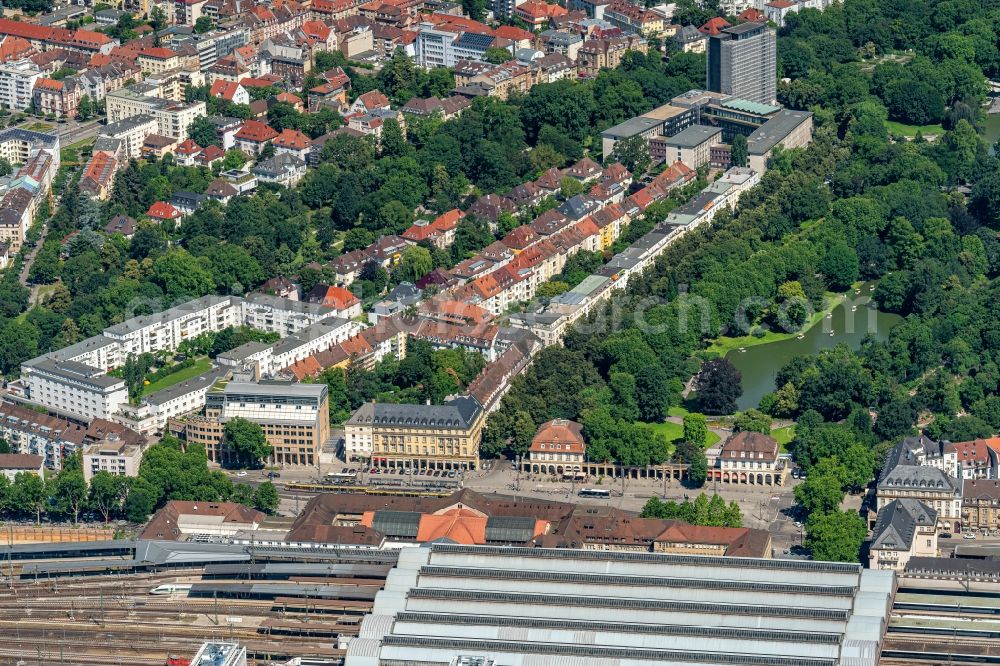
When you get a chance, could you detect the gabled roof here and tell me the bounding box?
[495,25,535,42]
[273,128,311,150]
[355,89,390,111]
[175,138,202,155]
[197,145,225,163]
[139,46,178,59]
[146,201,181,220]
[305,284,360,310]
[235,119,279,142]
[105,214,136,236]
[738,7,765,21]
[870,498,936,552]
[273,91,303,105]
[209,79,244,101]
[720,431,779,461]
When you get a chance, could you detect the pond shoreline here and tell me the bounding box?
[715,281,901,411]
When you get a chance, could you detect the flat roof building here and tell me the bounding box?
[82,435,145,484]
[747,109,814,172]
[650,124,722,168]
[707,22,776,105]
[175,382,330,467]
[346,543,895,666]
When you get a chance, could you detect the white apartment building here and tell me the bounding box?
[0,128,60,166]
[267,317,360,375]
[241,293,339,336]
[345,417,373,461]
[82,436,145,484]
[22,358,128,422]
[113,366,229,434]
[414,23,501,68]
[105,87,206,140]
[19,293,357,422]
[99,115,160,160]
[0,60,43,111]
[0,138,60,253]
[103,295,244,358]
[0,454,45,482]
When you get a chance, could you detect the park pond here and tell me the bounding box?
[724,282,903,411]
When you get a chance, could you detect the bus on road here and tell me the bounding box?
[578,488,611,499]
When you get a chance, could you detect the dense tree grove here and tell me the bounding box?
[307,339,486,424]
[640,494,743,528]
[0,441,279,525]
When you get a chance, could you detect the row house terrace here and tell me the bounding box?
[453,59,532,101]
[242,0,308,46]
[311,0,365,21]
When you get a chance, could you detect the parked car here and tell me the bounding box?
[940,533,952,539]
[963,533,977,539]
[236,471,247,477]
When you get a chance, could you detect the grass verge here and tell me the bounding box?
[884,120,944,137]
[704,291,844,357]
[142,357,213,396]
[770,425,795,452]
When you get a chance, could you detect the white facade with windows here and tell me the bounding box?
[0,60,43,111]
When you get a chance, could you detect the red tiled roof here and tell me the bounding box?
[33,77,63,91]
[529,419,584,454]
[197,145,225,163]
[355,89,389,110]
[516,0,568,18]
[432,208,461,231]
[235,120,279,143]
[494,25,534,41]
[274,91,303,104]
[175,138,202,155]
[146,201,181,220]
[315,285,360,310]
[699,16,731,34]
[273,128,311,150]
[209,79,243,101]
[140,46,178,59]
[428,12,494,36]
[0,35,33,62]
[239,76,281,88]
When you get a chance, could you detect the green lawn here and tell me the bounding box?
[884,120,944,137]
[770,425,795,452]
[642,421,721,448]
[704,292,843,357]
[142,357,213,396]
